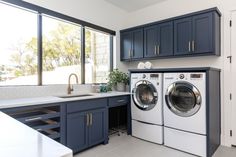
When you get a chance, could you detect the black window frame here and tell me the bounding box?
[0,0,115,85]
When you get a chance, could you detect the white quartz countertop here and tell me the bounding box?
[0,91,130,109]
[0,111,73,157]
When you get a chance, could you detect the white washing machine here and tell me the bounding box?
[163,72,207,157]
[131,73,163,144]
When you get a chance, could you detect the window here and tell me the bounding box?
[85,28,110,84]
[0,1,114,86]
[0,3,38,85]
[42,16,82,84]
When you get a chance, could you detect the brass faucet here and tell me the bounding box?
[67,73,79,94]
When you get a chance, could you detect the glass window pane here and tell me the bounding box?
[0,4,38,86]
[85,28,110,84]
[42,16,82,84]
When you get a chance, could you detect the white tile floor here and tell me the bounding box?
[74,134,236,157]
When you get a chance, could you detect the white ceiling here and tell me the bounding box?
[104,0,166,12]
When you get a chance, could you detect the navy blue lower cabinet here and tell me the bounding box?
[66,98,108,153]
[88,108,107,146]
[67,109,107,153]
[67,111,89,153]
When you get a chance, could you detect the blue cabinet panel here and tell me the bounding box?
[67,112,88,152]
[120,28,144,61]
[144,21,173,58]
[144,25,158,58]
[132,29,144,59]
[120,31,132,60]
[66,99,108,153]
[192,13,213,54]
[174,17,192,55]
[88,108,106,146]
[159,21,174,56]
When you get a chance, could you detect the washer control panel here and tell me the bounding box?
[179,74,185,79]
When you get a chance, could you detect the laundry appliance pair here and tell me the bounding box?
[130,68,220,157]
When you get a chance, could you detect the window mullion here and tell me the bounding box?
[81,26,85,84]
[37,13,43,85]
[110,35,114,71]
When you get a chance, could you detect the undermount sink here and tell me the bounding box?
[57,94,94,99]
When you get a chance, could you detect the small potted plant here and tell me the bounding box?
[107,69,129,92]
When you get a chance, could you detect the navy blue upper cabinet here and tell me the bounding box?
[144,21,173,58]
[132,29,144,59]
[192,13,213,54]
[120,28,144,61]
[174,17,192,55]
[144,25,158,58]
[174,12,218,56]
[158,21,174,56]
[120,8,221,61]
[120,31,132,60]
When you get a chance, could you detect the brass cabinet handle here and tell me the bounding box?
[192,41,195,52]
[188,41,191,52]
[157,45,160,55]
[86,114,89,126]
[89,113,93,126]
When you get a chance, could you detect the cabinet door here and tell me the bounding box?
[120,31,132,61]
[158,21,174,56]
[67,112,88,153]
[88,108,106,146]
[192,13,213,54]
[132,29,144,59]
[174,17,192,55]
[144,25,158,58]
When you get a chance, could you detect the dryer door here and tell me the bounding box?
[165,81,202,117]
[132,80,158,111]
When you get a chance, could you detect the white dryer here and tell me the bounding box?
[163,72,207,157]
[131,73,163,144]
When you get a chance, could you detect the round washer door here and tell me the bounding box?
[165,81,202,117]
[132,80,158,111]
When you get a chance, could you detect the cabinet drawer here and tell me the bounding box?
[108,96,130,108]
[67,98,107,113]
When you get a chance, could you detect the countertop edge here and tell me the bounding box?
[0,92,131,109]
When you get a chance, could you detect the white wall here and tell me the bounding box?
[116,0,236,147]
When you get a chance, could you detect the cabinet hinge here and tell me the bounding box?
[230,20,232,27]
[230,130,233,137]
[230,93,232,100]
[227,56,232,63]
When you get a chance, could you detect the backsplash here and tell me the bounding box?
[0,84,93,100]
